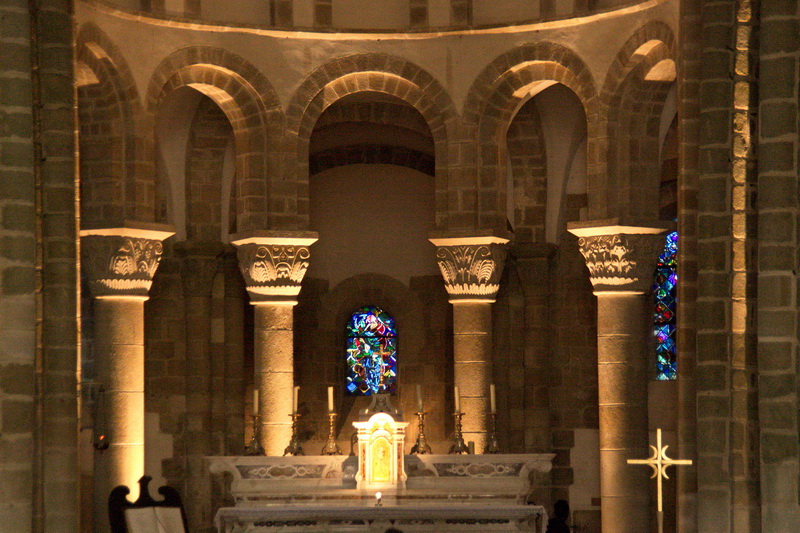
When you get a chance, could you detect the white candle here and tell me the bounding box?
[293,386,299,414]
[416,384,424,412]
[454,386,460,413]
[489,383,496,414]
[253,389,259,416]
[327,386,334,413]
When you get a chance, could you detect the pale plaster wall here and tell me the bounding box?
[76,0,678,118]
[103,0,653,29]
[532,84,587,244]
[333,0,410,29]
[571,428,601,511]
[156,87,204,242]
[308,164,437,286]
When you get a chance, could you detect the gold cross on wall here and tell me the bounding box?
[627,428,692,532]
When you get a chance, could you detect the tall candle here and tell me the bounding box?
[489,383,496,414]
[253,389,259,416]
[416,384,424,412]
[454,386,461,413]
[293,386,299,414]
[327,386,334,413]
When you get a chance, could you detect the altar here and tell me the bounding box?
[208,453,552,533]
[208,396,552,533]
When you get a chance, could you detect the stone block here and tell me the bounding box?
[761,102,798,138]
[761,433,799,463]
[2,399,34,434]
[760,401,796,429]
[761,19,800,54]
[0,363,34,395]
[2,266,34,294]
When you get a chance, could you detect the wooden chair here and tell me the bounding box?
[108,476,188,533]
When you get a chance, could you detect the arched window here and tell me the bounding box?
[654,231,678,380]
[345,306,397,395]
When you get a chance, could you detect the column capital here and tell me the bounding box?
[567,220,672,293]
[429,234,510,303]
[80,222,175,299]
[231,230,319,304]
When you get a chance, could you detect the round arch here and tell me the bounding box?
[463,42,597,231]
[287,54,459,230]
[600,21,678,220]
[146,46,284,233]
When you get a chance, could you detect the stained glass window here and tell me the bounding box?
[346,306,397,395]
[654,231,678,380]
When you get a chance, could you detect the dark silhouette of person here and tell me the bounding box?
[546,499,570,533]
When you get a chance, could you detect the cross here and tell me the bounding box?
[627,428,692,533]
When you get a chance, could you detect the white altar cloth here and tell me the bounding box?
[214,503,547,533]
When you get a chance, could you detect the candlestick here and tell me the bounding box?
[327,386,334,413]
[244,415,264,456]
[253,388,259,416]
[489,383,496,414]
[321,412,341,455]
[485,412,500,454]
[410,411,432,454]
[293,386,299,414]
[416,384,424,412]
[454,386,460,413]
[448,411,469,454]
[283,412,304,456]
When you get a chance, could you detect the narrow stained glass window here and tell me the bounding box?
[654,231,678,380]
[346,306,397,395]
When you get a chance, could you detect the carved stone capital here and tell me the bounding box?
[80,224,175,298]
[568,222,671,293]
[429,236,510,302]
[231,231,319,304]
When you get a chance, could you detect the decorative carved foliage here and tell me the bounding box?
[237,243,311,302]
[576,233,666,292]
[434,244,506,300]
[81,235,166,297]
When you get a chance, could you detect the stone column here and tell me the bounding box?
[81,224,173,532]
[568,222,668,533]
[514,243,557,453]
[232,231,318,456]
[429,235,509,452]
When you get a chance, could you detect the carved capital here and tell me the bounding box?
[80,224,175,298]
[429,236,509,302]
[231,231,319,304]
[568,223,670,293]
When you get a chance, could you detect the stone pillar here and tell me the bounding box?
[429,235,509,452]
[568,222,668,533]
[80,224,173,532]
[232,231,318,456]
[514,243,557,453]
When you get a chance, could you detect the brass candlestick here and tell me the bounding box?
[321,412,342,455]
[245,415,264,456]
[411,411,432,454]
[448,412,470,454]
[283,413,304,456]
[485,412,500,454]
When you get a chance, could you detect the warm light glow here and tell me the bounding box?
[644,59,676,82]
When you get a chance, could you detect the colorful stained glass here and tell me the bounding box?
[654,231,678,380]
[346,306,397,395]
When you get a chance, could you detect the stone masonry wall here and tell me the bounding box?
[0,2,38,530]
[757,0,800,530]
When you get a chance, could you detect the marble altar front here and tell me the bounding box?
[208,453,552,533]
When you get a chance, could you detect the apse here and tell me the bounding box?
[307,92,438,287]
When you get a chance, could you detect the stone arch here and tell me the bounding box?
[463,42,597,232]
[146,46,284,234]
[286,54,459,230]
[76,23,151,225]
[600,21,678,220]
